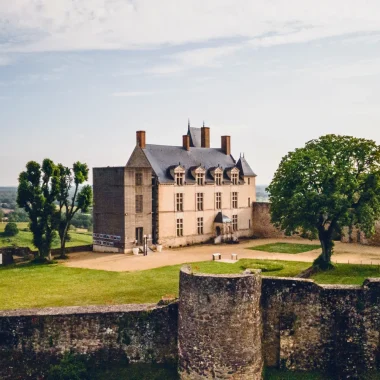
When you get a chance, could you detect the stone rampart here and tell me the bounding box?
[0,304,178,380]
[262,277,380,377]
[2,274,380,378]
[178,266,263,379]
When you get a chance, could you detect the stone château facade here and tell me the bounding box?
[93,124,256,253]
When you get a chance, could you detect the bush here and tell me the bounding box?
[47,353,88,380]
[4,222,19,237]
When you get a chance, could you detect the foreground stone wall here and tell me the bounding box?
[0,304,178,380]
[2,276,380,378]
[262,277,380,377]
[178,267,263,379]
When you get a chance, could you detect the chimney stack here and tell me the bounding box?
[221,136,231,155]
[183,135,190,151]
[201,126,210,148]
[136,131,146,149]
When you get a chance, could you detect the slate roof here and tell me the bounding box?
[188,127,202,148]
[143,144,237,183]
[236,156,257,177]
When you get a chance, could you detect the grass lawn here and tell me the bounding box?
[2,258,380,310]
[0,259,310,310]
[248,242,321,254]
[312,263,380,285]
[0,222,92,249]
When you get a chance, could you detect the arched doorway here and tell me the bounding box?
[216,226,221,236]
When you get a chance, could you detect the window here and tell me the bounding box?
[176,193,184,212]
[233,215,238,231]
[176,173,184,186]
[197,217,204,235]
[177,218,183,237]
[249,219,251,229]
[135,172,143,186]
[232,172,239,185]
[248,197,251,207]
[197,193,204,211]
[232,192,238,209]
[248,178,251,185]
[197,173,204,186]
[215,192,222,209]
[136,195,143,213]
[215,172,222,186]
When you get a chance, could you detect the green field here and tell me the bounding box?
[2,258,380,310]
[0,222,92,249]
[311,263,380,285]
[0,259,310,310]
[249,242,321,254]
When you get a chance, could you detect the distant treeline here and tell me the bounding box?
[256,185,269,202]
[0,187,17,209]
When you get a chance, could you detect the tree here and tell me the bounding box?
[0,209,4,221]
[4,222,19,237]
[7,208,29,222]
[267,135,380,269]
[56,162,92,258]
[17,160,60,261]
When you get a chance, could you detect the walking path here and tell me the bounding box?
[63,238,380,272]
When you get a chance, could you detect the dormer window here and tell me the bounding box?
[191,166,206,186]
[176,172,184,186]
[232,172,239,185]
[171,165,185,186]
[226,167,240,185]
[197,173,204,186]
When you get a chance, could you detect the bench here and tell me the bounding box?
[212,253,221,261]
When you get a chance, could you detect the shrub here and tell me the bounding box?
[47,353,88,380]
[4,222,19,237]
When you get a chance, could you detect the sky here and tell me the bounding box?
[1,1,380,186]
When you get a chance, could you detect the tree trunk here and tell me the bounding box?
[59,227,68,259]
[314,228,334,270]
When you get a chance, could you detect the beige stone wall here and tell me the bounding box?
[158,177,256,247]
[251,202,285,238]
[124,167,153,250]
[341,222,380,246]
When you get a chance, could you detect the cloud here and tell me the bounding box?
[147,44,243,75]
[0,56,12,66]
[111,91,156,97]
[1,1,380,53]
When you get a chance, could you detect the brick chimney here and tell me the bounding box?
[136,131,146,149]
[183,135,190,151]
[221,136,231,155]
[201,126,210,148]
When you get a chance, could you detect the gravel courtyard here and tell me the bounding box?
[63,238,380,272]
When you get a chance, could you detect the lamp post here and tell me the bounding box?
[143,235,147,256]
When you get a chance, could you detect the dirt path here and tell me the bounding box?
[63,238,380,272]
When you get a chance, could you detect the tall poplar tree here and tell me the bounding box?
[56,162,92,258]
[17,159,59,261]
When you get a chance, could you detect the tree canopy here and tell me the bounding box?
[267,134,380,269]
[56,162,92,258]
[17,159,60,260]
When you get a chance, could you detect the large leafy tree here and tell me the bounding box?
[17,160,60,261]
[56,162,92,258]
[267,135,380,269]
